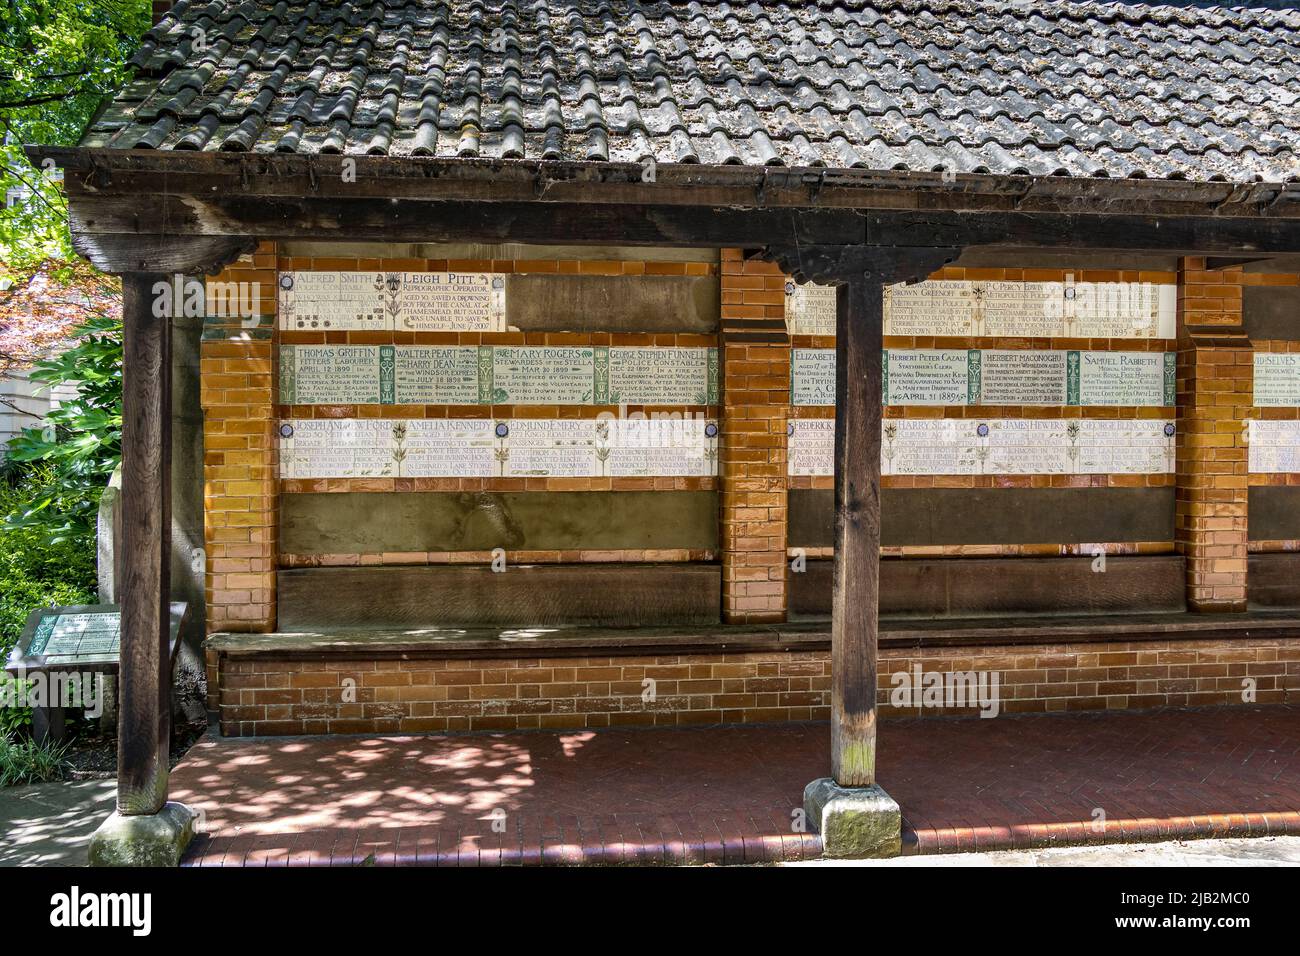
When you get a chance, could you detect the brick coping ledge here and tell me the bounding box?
[207,610,1300,661]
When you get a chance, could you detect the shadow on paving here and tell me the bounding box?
[171,705,1300,865]
[0,778,117,867]
[172,723,829,865]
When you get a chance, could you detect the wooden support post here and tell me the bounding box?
[758,244,957,822]
[117,272,173,816]
[831,276,884,787]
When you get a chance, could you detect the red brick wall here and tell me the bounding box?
[276,250,720,570]
[207,637,1300,736]
[1176,257,1251,610]
[719,251,790,623]
[201,243,279,631]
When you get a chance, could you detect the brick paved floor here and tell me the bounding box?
[173,705,1300,865]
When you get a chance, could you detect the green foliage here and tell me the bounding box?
[0,468,97,658]
[0,734,68,786]
[0,675,32,737]
[4,313,122,544]
[0,313,117,687]
[1,0,152,275]
[0,142,72,270]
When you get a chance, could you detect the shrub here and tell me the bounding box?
[3,312,122,544]
[0,735,68,787]
[1,313,120,740]
[0,676,31,737]
[0,468,96,659]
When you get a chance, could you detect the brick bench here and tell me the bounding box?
[204,613,1300,736]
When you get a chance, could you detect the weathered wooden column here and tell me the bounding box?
[830,274,884,787]
[81,237,255,867]
[762,244,958,857]
[117,271,174,815]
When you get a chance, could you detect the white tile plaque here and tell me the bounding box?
[280,416,720,479]
[789,417,1173,476]
[396,272,506,332]
[392,347,481,405]
[278,272,392,331]
[791,349,837,406]
[981,281,1067,337]
[873,278,1175,340]
[498,419,595,477]
[279,419,398,478]
[278,271,506,331]
[978,349,1067,405]
[280,345,382,404]
[883,419,982,475]
[788,419,835,476]
[1072,282,1176,339]
[1254,353,1300,407]
[602,417,719,477]
[1075,351,1171,406]
[884,281,975,336]
[1249,420,1300,473]
[983,420,1074,474]
[606,347,717,405]
[398,419,498,477]
[491,347,595,405]
[1071,420,1174,474]
[885,349,973,406]
[784,282,838,336]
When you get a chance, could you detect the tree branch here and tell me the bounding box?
[0,88,93,110]
[0,156,68,222]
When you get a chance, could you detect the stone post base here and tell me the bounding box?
[88,802,198,867]
[804,778,902,859]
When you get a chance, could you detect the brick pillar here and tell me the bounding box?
[719,250,790,623]
[199,242,279,632]
[1175,256,1251,612]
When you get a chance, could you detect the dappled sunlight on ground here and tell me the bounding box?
[170,706,1300,865]
[172,723,826,865]
[0,778,117,867]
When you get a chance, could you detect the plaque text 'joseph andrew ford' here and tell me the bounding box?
[279,417,720,479]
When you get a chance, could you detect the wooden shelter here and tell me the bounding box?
[34,0,1300,860]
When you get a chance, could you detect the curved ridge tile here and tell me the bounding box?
[77,0,1300,182]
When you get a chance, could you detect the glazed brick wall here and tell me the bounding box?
[197,245,1298,631]
[276,252,719,567]
[201,242,279,632]
[1176,256,1251,611]
[206,636,1300,736]
[788,265,1178,495]
[719,250,790,623]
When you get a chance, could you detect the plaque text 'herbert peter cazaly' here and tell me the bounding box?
[791,349,1176,407]
[785,279,1177,339]
[280,345,720,406]
[278,272,507,332]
